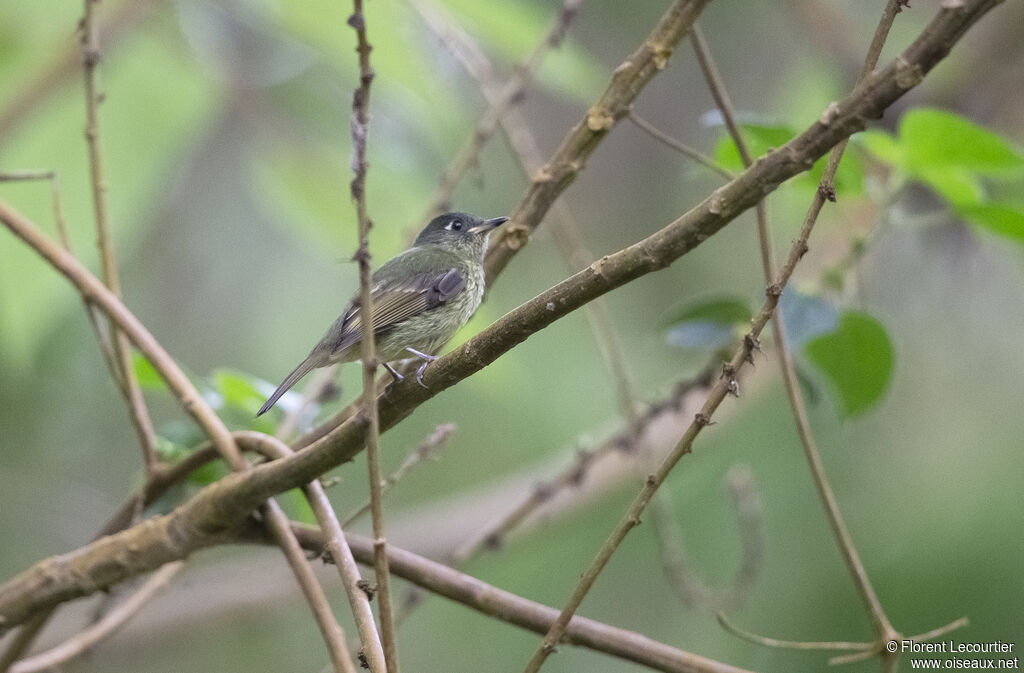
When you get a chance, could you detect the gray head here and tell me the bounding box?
[414,212,509,259]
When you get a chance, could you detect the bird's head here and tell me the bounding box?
[413,212,509,259]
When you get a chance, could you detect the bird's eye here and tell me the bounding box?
[445,219,463,231]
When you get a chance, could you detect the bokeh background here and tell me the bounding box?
[1,1,1023,671]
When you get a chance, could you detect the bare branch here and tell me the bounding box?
[410,0,583,217]
[689,0,909,650]
[255,434,385,673]
[79,0,159,470]
[520,2,996,666]
[650,465,763,612]
[0,0,1002,635]
[8,562,183,673]
[343,423,456,528]
[263,499,357,673]
[266,527,759,673]
[627,111,734,180]
[347,2,398,670]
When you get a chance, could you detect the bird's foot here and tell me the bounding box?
[405,348,438,388]
[382,362,404,398]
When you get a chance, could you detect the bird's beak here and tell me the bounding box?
[468,216,509,234]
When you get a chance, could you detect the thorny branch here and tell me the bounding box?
[80,0,159,470]
[0,0,1003,659]
[520,1,1000,667]
[348,1,397,670]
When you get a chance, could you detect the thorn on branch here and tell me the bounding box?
[694,413,714,427]
[357,579,376,600]
[743,334,762,363]
[83,47,101,67]
[352,245,371,264]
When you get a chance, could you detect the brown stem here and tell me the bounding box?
[347,3,397,671]
[80,0,159,470]
[0,0,1002,636]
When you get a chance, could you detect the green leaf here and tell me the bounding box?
[857,129,904,166]
[664,297,752,327]
[900,108,1024,175]
[714,122,863,195]
[915,166,986,207]
[959,203,1024,243]
[154,435,188,463]
[212,369,266,412]
[804,312,893,417]
[713,123,796,171]
[133,352,167,391]
[664,297,751,349]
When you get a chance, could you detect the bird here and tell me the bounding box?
[257,212,508,416]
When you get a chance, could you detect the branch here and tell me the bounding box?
[0,205,353,669]
[347,2,397,670]
[254,434,385,673]
[262,500,358,673]
[520,2,1001,667]
[0,0,156,143]
[650,466,763,612]
[80,0,159,470]
[252,526,757,673]
[690,0,907,649]
[483,0,712,281]
[0,0,1002,632]
[8,562,182,673]
[411,0,583,217]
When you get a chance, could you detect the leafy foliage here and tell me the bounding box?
[804,311,894,417]
[663,296,752,349]
[859,108,1024,243]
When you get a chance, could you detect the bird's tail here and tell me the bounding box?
[257,354,323,417]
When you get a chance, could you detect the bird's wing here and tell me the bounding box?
[328,268,466,357]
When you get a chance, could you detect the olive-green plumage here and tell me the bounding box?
[257,212,507,416]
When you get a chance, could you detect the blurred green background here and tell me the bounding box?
[1,0,1023,671]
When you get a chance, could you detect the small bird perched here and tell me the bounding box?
[257,212,508,416]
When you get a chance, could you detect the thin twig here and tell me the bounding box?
[0,0,1002,634]
[519,6,917,659]
[693,3,909,651]
[263,499,357,673]
[0,171,123,385]
[253,434,385,673]
[0,202,355,669]
[343,424,456,527]
[8,562,184,673]
[484,0,712,283]
[80,0,159,470]
[410,0,583,218]
[627,111,734,180]
[650,466,763,612]
[258,526,759,673]
[347,3,398,671]
[461,369,716,566]
[0,0,155,142]
[715,612,873,652]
